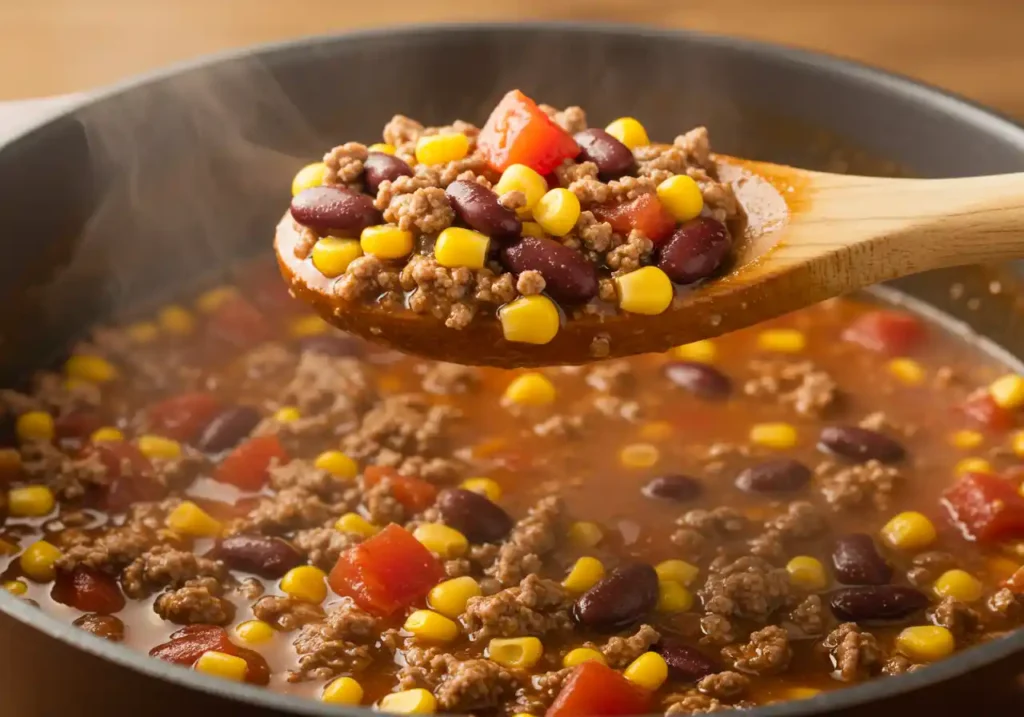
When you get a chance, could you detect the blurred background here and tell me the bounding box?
[2,0,1023,118]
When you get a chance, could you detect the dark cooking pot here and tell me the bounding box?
[1,21,1023,717]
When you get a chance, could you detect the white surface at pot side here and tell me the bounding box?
[0,95,84,142]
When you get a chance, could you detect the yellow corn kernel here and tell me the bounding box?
[895,625,954,663]
[195,286,239,313]
[368,143,396,155]
[3,580,27,596]
[533,188,581,237]
[416,133,470,165]
[619,442,660,469]
[498,295,560,345]
[520,221,546,238]
[933,569,983,603]
[605,117,650,149]
[379,689,437,715]
[562,557,605,593]
[987,556,1021,582]
[360,224,414,260]
[656,175,704,222]
[1011,431,1024,458]
[8,485,55,517]
[655,559,700,586]
[312,237,363,277]
[428,576,482,619]
[166,500,223,538]
[274,406,301,423]
[194,650,248,682]
[881,511,937,551]
[888,358,925,385]
[950,430,984,450]
[786,556,828,591]
[234,619,275,645]
[323,676,364,705]
[414,523,468,559]
[137,435,182,460]
[280,565,328,603]
[20,540,62,582]
[434,227,490,269]
[778,687,822,700]
[16,411,54,443]
[315,450,359,480]
[404,609,460,643]
[657,580,694,613]
[460,477,501,502]
[638,421,673,442]
[158,305,195,335]
[990,374,1024,410]
[494,164,548,218]
[749,422,798,449]
[669,340,717,363]
[289,314,330,338]
[65,355,118,384]
[90,426,124,443]
[488,637,543,669]
[623,652,668,691]
[757,329,806,353]
[291,162,327,196]
[126,321,159,343]
[568,521,602,548]
[563,647,607,668]
[615,266,674,315]
[956,457,992,476]
[336,512,378,538]
[503,372,556,406]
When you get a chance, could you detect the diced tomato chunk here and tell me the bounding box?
[941,471,1024,542]
[214,435,288,491]
[206,297,274,349]
[593,194,676,245]
[149,625,269,685]
[51,567,125,614]
[328,524,443,616]
[54,410,105,443]
[959,390,1016,431]
[363,465,438,513]
[146,392,222,442]
[842,309,926,355]
[478,90,580,175]
[547,662,652,717]
[82,442,165,512]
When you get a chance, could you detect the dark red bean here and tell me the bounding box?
[500,236,598,303]
[436,488,514,544]
[445,180,521,239]
[290,186,380,236]
[73,613,125,642]
[572,563,658,632]
[641,475,703,502]
[298,334,365,357]
[363,151,413,196]
[573,128,636,180]
[829,585,927,622]
[656,217,731,284]
[197,405,261,453]
[818,425,905,463]
[735,459,811,493]
[832,534,893,586]
[207,535,304,579]
[655,640,718,681]
[663,361,732,399]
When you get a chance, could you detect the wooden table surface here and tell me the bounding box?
[3,0,1024,120]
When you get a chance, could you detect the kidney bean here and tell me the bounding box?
[663,361,732,399]
[290,186,380,236]
[436,488,514,544]
[572,563,659,631]
[656,217,731,284]
[73,614,125,642]
[207,534,304,579]
[445,180,522,239]
[734,459,811,493]
[829,585,927,622]
[573,128,636,180]
[818,425,905,463]
[655,640,718,681]
[363,151,413,196]
[832,534,893,585]
[500,236,598,303]
[197,405,261,453]
[298,334,365,357]
[641,475,703,502]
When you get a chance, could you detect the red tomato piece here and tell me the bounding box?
[959,390,1016,431]
[214,435,288,491]
[477,90,580,175]
[328,524,443,617]
[83,442,165,512]
[547,662,652,717]
[54,410,105,442]
[149,625,269,685]
[941,471,1024,542]
[593,194,677,245]
[841,309,926,355]
[363,465,438,513]
[51,567,125,614]
[206,297,274,350]
[146,392,222,442]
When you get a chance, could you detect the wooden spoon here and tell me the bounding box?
[276,157,1024,367]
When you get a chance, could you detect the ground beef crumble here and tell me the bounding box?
[121,545,225,599]
[252,595,325,631]
[593,624,661,668]
[816,459,902,511]
[290,598,378,681]
[822,623,883,682]
[153,579,234,626]
[697,671,750,700]
[743,360,840,418]
[461,574,572,640]
[929,596,981,639]
[700,556,791,622]
[487,497,563,586]
[723,625,792,675]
